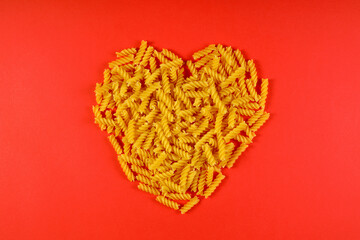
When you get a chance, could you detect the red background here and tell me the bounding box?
[1,0,360,239]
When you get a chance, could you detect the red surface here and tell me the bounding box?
[1,0,360,239]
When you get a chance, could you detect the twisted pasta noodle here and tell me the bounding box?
[140,46,154,67]
[149,57,157,73]
[96,117,117,127]
[206,166,214,187]
[237,108,255,117]
[160,116,172,138]
[225,46,238,69]
[158,101,174,123]
[136,174,160,188]
[126,119,136,144]
[190,170,200,192]
[195,129,215,149]
[251,112,270,132]
[217,133,227,161]
[109,54,134,68]
[152,170,175,181]
[224,122,247,142]
[234,49,246,68]
[133,40,147,65]
[194,53,216,69]
[209,84,227,114]
[204,67,227,82]
[156,196,180,210]
[186,170,197,190]
[118,156,135,182]
[204,172,225,198]
[259,78,269,108]
[201,106,215,121]
[192,118,209,138]
[186,60,198,76]
[203,144,217,166]
[155,88,173,110]
[178,135,198,144]
[179,164,191,190]
[122,136,131,155]
[131,164,152,178]
[182,80,208,90]
[192,44,216,60]
[133,131,148,149]
[155,123,172,153]
[169,68,178,83]
[160,185,171,195]
[225,142,235,161]
[235,134,253,144]
[174,86,193,109]
[242,102,260,110]
[217,62,227,76]
[154,50,170,63]
[160,58,183,69]
[247,59,258,87]
[226,143,249,168]
[180,196,200,214]
[149,152,166,170]
[120,154,144,167]
[214,112,225,134]
[162,49,179,61]
[219,86,238,97]
[173,146,192,160]
[245,79,259,101]
[162,179,183,193]
[144,68,161,86]
[197,169,207,195]
[194,154,207,170]
[116,48,137,58]
[138,183,161,195]
[173,138,193,152]
[167,193,192,201]
[219,67,245,89]
[99,93,112,111]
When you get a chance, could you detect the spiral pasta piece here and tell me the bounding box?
[180,196,200,214]
[118,157,135,182]
[251,112,270,132]
[120,154,144,167]
[259,78,269,108]
[133,40,147,65]
[156,196,180,210]
[138,183,161,196]
[226,143,249,168]
[204,172,225,198]
[116,48,137,58]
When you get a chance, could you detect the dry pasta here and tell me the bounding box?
[93,41,270,213]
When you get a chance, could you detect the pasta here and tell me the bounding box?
[138,183,161,196]
[156,196,180,210]
[180,196,200,214]
[93,41,270,213]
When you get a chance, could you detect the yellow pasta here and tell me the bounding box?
[167,193,192,201]
[138,183,161,196]
[259,78,269,108]
[204,172,225,198]
[180,196,200,214]
[156,196,180,210]
[93,41,270,213]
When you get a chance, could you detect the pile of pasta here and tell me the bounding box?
[93,41,270,214]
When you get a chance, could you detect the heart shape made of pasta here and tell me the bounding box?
[93,41,270,214]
